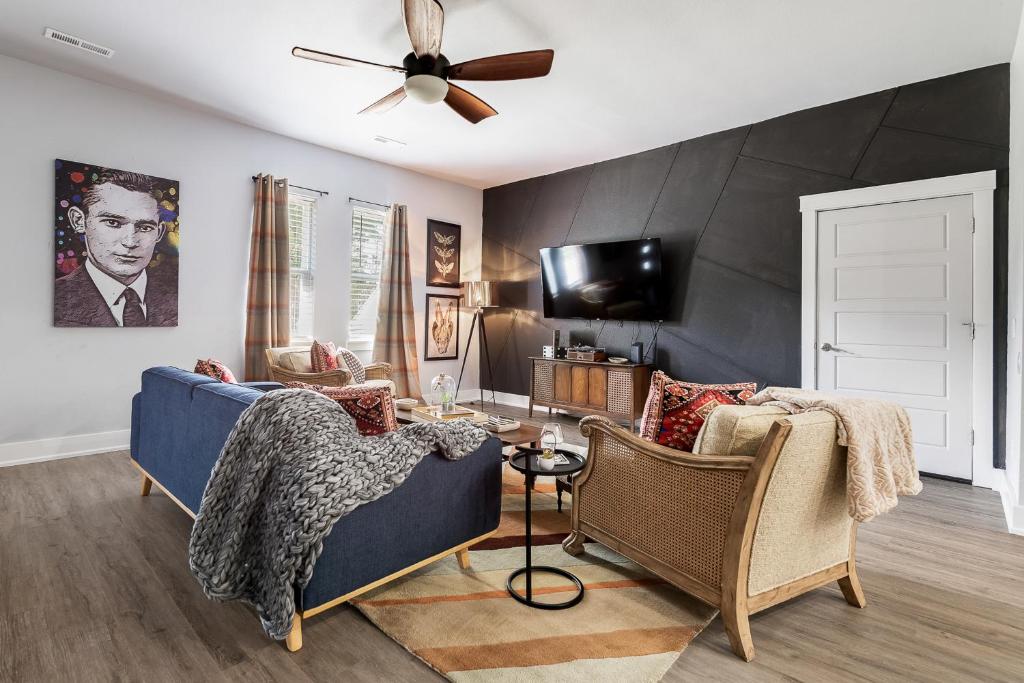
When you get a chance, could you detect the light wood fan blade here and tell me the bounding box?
[402,0,444,58]
[444,83,497,124]
[292,47,405,73]
[448,49,554,81]
[359,87,407,115]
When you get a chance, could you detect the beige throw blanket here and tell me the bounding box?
[746,387,922,522]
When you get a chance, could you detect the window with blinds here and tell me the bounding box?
[288,193,317,340]
[349,206,387,347]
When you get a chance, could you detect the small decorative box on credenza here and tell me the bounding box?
[528,356,653,432]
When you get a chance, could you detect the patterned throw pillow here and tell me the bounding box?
[194,359,238,383]
[639,372,756,452]
[336,347,366,384]
[310,340,339,373]
[285,381,397,435]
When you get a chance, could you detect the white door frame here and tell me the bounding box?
[799,170,997,489]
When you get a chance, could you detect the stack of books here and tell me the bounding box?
[486,414,522,433]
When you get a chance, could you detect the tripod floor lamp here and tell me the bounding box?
[456,280,498,406]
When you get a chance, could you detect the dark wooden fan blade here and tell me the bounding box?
[444,83,497,124]
[359,87,407,115]
[448,49,554,81]
[292,47,405,73]
[402,0,444,58]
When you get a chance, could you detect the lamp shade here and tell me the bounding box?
[464,280,498,308]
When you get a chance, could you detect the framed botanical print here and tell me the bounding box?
[426,219,461,288]
[424,293,460,360]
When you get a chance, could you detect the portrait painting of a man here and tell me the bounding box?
[53,159,179,327]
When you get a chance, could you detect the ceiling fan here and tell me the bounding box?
[292,0,554,124]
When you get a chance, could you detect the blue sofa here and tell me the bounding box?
[130,366,503,650]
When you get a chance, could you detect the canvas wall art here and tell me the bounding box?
[54,159,179,327]
[424,293,459,360]
[426,219,461,288]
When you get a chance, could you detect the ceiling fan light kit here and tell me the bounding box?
[404,74,449,104]
[292,0,554,123]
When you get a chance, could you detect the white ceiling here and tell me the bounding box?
[1,0,1021,189]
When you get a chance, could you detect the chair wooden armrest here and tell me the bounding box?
[579,415,756,471]
[364,362,393,381]
[266,364,353,387]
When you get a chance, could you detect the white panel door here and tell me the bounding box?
[816,195,974,479]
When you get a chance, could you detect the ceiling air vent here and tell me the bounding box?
[43,27,114,58]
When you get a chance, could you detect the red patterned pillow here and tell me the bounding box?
[639,372,756,452]
[310,340,339,373]
[285,381,397,435]
[194,358,238,383]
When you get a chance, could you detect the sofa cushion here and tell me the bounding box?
[285,382,397,435]
[193,358,238,383]
[693,405,789,456]
[639,371,757,452]
[311,340,339,372]
[336,347,366,384]
[280,350,312,373]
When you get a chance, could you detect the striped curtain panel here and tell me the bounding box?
[373,204,424,400]
[243,175,291,380]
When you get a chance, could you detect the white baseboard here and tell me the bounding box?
[996,470,1024,535]
[0,429,130,468]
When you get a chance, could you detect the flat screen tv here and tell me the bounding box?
[540,238,665,320]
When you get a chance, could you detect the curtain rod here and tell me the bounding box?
[349,196,391,209]
[250,175,329,196]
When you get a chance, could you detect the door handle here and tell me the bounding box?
[820,342,852,354]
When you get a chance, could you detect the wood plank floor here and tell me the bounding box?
[2,402,1022,682]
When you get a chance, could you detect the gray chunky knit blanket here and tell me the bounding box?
[188,388,488,640]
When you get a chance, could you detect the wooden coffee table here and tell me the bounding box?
[395,407,543,449]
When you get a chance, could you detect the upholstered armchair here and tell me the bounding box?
[563,406,864,661]
[264,346,393,390]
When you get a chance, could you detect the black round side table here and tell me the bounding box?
[506,446,587,609]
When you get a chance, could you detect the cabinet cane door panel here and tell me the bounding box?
[554,364,572,403]
[588,367,607,408]
[571,366,589,405]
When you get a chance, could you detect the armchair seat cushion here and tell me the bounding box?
[694,405,789,456]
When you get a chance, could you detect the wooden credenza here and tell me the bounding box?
[528,357,653,432]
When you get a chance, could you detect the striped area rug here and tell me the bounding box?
[352,466,717,681]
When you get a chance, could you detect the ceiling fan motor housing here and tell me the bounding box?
[403,52,450,80]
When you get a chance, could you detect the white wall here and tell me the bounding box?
[1005,11,1024,534]
[0,54,482,465]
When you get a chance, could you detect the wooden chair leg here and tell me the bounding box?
[140,475,153,497]
[285,613,302,652]
[838,565,866,608]
[721,602,755,661]
[456,548,472,570]
[561,530,585,556]
[839,526,866,608]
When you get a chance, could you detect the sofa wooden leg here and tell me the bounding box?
[456,548,472,570]
[562,530,585,556]
[140,475,153,497]
[721,604,755,661]
[838,567,866,608]
[285,613,302,652]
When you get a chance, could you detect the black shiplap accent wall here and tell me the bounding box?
[482,64,1010,468]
